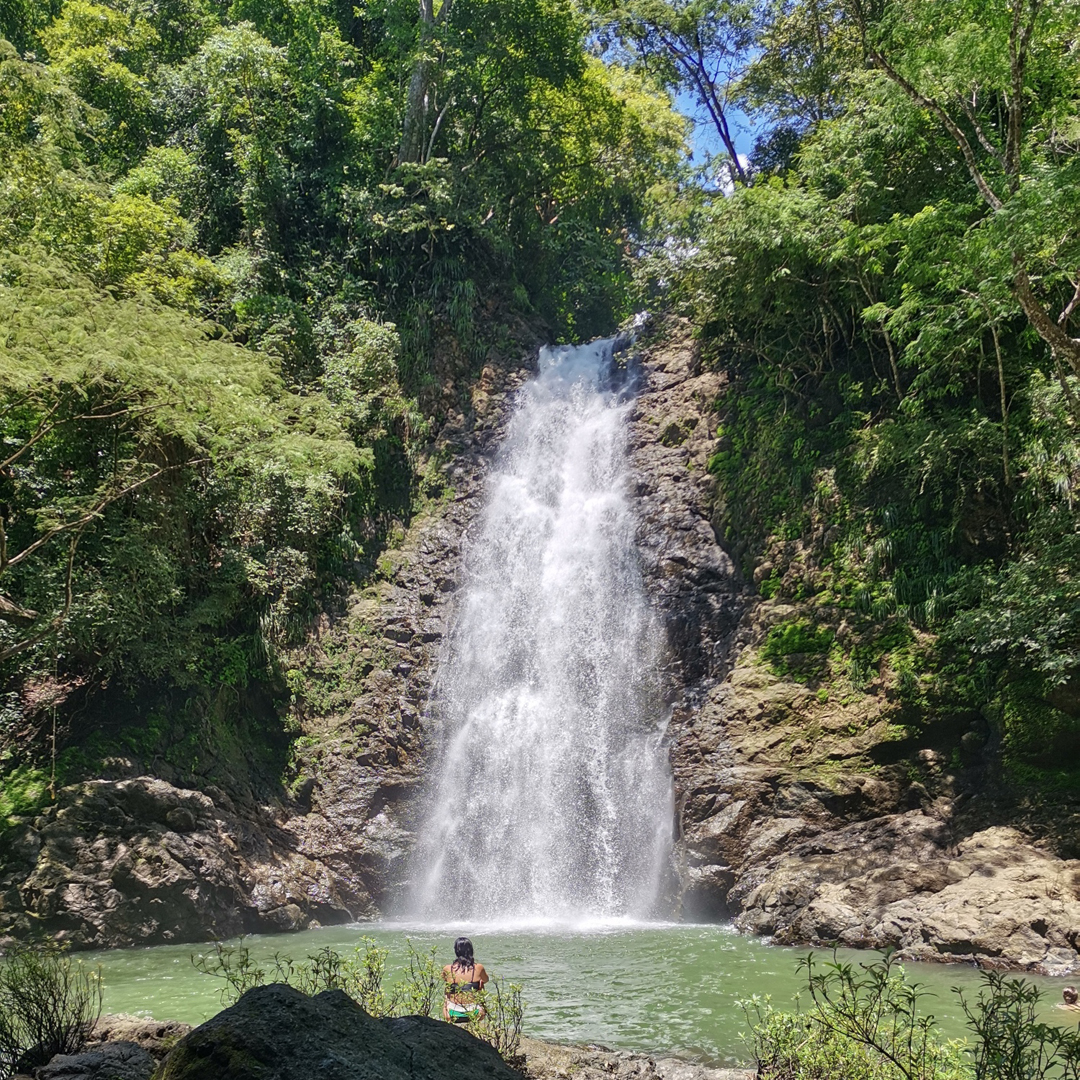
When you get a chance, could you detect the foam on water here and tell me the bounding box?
[405,338,673,923]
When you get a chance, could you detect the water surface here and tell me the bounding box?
[86,922,1079,1066]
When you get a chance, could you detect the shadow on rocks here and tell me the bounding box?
[155,984,520,1080]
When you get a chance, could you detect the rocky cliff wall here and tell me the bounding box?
[4,318,1079,975]
[0,349,537,949]
[627,319,1080,976]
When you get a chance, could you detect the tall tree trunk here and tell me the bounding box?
[398,0,452,165]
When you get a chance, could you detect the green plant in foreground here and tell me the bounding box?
[461,980,525,1063]
[957,971,1080,1080]
[744,950,1080,1080]
[191,939,520,1059]
[0,942,102,1079]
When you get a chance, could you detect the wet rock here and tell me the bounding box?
[35,1041,155,1080]
[628,317,1080,975]
[156,984,519,1080]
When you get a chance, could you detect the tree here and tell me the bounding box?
[846,0,1080,409]
[398,0,454,163]
[741,0,852,130]
[590,0,755,181]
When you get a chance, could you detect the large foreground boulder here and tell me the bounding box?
[156,984,520,1080]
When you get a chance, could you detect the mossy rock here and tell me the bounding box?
[155,984,518,1080]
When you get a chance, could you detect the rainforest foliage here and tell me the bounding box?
[2,0,1079,809]
[642,0,1080,788]
[0,0,684,806]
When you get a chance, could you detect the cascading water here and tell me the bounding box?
[407,337,673,923]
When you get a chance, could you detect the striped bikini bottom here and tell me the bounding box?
[446,1000,484,1024]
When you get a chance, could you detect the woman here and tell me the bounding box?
[442,937,488,1024]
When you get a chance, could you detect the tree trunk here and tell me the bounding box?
[398,0,452,165]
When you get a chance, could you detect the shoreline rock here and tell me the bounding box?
[626,317,1080,976]
[518,1037,753,1080]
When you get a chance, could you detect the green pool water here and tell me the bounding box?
[84,921,1079,1067]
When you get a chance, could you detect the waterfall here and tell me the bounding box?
[407,338,673,923]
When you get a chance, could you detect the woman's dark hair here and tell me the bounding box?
[451,937,475,971]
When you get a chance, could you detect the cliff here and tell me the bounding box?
[2,319,1078,977]
[627,319,1080,975]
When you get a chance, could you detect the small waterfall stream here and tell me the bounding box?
[408,338,673,923]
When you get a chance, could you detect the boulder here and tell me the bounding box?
[86,1015,192,1061]
[34,1041,155,1080]
[156,984,520,1080]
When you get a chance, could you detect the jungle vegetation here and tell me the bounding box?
[626,0,1080,797]
[0,0,684,807]
[1,0,1078,812]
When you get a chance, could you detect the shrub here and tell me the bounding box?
[463,980,525,1064]
[192,938,395,1014]
[0,942,102,1078]
[743,950,966,1080]
[957,971,1080,1080]
[744,951,1080,1080]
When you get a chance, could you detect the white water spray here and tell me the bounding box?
[407,338,672,923]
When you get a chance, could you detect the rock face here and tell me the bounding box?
[626,318,1080,974]
[518,1036,753,1080]
[156,984,520,1080]
[0,352,537,949]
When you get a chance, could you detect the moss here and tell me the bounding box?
[761,619,834,681]
[998,685,1080,790]
[0,763,49,829]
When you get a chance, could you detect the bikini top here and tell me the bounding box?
[447,964,481,993]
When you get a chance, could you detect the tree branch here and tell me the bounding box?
[0,534,81,663]
[0,594,39,625]
[863,43,1004,211]
[1057,277,1080,328]
[958,91,1006,171]
[1012,262,1080,375]
[4,457,208,574]
[1006,0,1041,181]
[0,398,165,473]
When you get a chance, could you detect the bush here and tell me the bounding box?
[192,938,521,1061]
[193,938,402,1014]
[0,942,102,1078]
[743,1001,922,1080]
[957,971,1080,1080]
[743,950,966,1080]
[461,980,525,1064]
[744,951,1080,1080]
